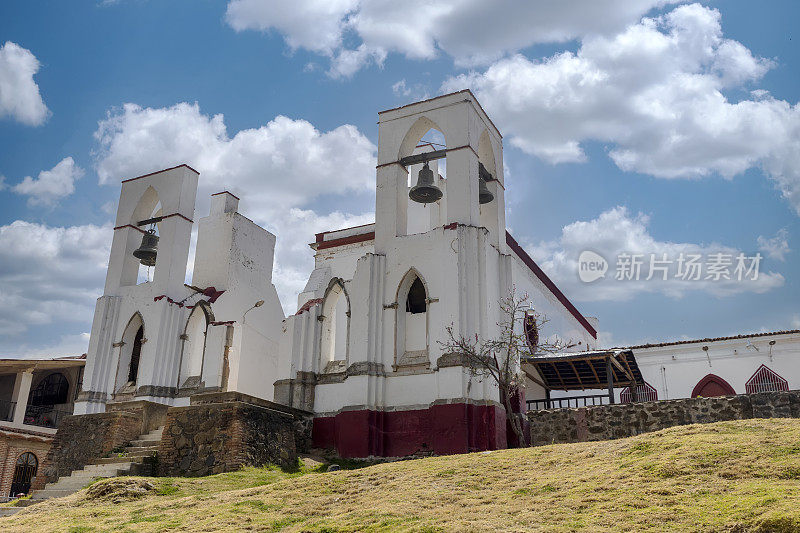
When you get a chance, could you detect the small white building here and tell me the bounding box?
[74,165,285,414]
[631,330,800,401]
[274,91,598,457]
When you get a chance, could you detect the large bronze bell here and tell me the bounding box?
[133,228,158,266]
[478,176,494,204]
[409,162,443,204]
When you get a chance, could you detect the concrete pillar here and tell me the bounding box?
[11,370,34,427]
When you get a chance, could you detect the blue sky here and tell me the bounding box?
[0,0,798,357]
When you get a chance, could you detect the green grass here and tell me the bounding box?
[3,418,800,532]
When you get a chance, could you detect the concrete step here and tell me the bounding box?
[130,438,161,447]
[31,489,76,500]
[120,449,158,458]
[46,480,92,491]
[0,507,22,517]
[95,456,144,465]
[75,466,127,476]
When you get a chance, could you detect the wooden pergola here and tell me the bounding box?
[521,349,644,410]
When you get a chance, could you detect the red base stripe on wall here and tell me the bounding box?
[312,403,507,458]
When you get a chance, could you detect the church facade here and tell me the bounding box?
[273,92,598,457]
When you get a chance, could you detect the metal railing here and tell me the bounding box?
[0,399,15,422]
[527,394,611,411]
[23,405,71,429]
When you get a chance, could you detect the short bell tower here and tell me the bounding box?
[374,90,506,253]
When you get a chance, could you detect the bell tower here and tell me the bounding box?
[105,164,198,295]
[374,90,505,253]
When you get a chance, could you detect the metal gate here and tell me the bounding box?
[9,452,38,497]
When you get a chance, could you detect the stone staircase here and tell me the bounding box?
[28,426,163,503]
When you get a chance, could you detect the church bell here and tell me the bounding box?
[133,228,158,266]
[409,162,443,204]
[478,176,494,204]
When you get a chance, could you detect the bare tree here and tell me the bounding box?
[439,287,571,447]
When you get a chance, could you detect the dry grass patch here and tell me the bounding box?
[3,418,800,532]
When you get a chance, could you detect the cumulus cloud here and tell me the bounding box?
[0,41,50,126]
[526,206,784,302]
[12,157,83,206]
[225,0,675,76]
[757,228,790,262]
[0,221,110,354]
[93,101,377,312]
[443,4,800,214]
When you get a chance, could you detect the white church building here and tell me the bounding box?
[71,90,798,459]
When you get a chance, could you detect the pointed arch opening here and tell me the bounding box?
[398,117,447,236]
[179,302,214,389]
[477,128,500,240]
[691,374,736,398]
[745,364,788,394]
[115,313,145,392]
[320,279,350,373]
[135,193,163,285]
[395,269,430,369]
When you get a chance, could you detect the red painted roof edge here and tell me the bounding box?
[315,222,376,243]
[505,231,597,339]
[316,232,375,250]
[121,164,199,183]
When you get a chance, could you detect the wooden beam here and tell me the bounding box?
[522,366,547,390]
[399,149,448,167]
[567,361,585,391]
[548,362,567,389]
[606,357,615,404]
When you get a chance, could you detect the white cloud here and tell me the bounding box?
[93,101,377,312]
[443,4,800,214]
[11,333,92,360]
[225,0,359,55]
[0,41,50,126]
[526,206,784,302]
[792,314,800,330]
[0,221,110,354]
[224,0,675,76]
[11,157,83,206]
[757,228,790,262]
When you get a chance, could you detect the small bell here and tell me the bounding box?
[479,176,494,204]
[409,162,443,204]
[133,228,158,266]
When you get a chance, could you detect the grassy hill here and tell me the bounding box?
[4,418,800,532]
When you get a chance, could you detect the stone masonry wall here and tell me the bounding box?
[34,411,142,488]
[529,390,800,446]
[158,400,309,477]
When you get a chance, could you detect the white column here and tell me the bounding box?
[11,370,34,427]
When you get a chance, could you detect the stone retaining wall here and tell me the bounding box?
[158,395,312,477]
[528,390,800,446]
[34,411,142,488]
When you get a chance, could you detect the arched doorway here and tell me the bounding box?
[691,374,736,398]
[395,270,430,368]
[9,452,38,497]
[319,280,350,373]
[116,313,145,392]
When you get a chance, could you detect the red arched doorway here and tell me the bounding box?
[691,374,736,398]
